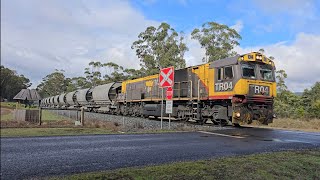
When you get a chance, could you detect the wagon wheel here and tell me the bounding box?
[232,123,241,127]
[177,110,187,121]
[216,119,228,127]
[199,118,208,125]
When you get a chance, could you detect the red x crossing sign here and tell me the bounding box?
[159,67,174,87]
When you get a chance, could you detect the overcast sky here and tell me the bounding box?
[1,0,320,92]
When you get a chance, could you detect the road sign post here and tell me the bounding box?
[169,113,171,129]
[160,88,163,129]
[159,67,174,130]
[166,86,174,129]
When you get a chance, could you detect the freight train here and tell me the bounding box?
[41,52,276,126]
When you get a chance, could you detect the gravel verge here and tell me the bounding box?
[45,109,233,132]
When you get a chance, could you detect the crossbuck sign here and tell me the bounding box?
[159,67,174,87]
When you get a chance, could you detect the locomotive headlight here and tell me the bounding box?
[235,112,241,117]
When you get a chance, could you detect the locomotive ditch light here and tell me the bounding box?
[235,112,241,117]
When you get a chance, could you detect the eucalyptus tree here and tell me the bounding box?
[37,69,68,97]
[302,82,320,118]
[132,22,188,75]
[276,69,288,93]
[0,66,31,100]
[103,62,126,83]
[191,22,241,62]
[84,61,104,86]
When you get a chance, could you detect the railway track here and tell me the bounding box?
[43,108,233,130]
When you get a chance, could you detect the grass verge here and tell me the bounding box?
[0,112,14,121]
[0,128,115,137]
[270,118,320,131]
[0,102,38,110]
[249,118,320,132]
[53,150,320,180]
[0,127,178,137]
[41,110,73,121]
[1,107,72,122]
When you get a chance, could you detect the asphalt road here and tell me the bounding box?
[1,127,320,179]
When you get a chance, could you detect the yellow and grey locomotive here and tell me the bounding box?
[119,52,276,125]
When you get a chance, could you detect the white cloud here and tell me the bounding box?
[184,29,320,92]
[230,20,243,33]
[184,34,206,66]
[1,0,159,88]
[228,0,319,34]
[254,0,316,18]
[235,33,320,92]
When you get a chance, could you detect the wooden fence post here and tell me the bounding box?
[80,107,84,126]
[38,107,42,126]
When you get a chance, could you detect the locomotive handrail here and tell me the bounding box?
[173,82,181,98]
[198,79,201,102]
[189,80,193,101]
[173,81,190,99]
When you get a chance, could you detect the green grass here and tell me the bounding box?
[0,102,18,108]
[0,106,70,122]
[0,128,115,137]
[0,113,13,121]
[41,110,72,121]
[53,150,320,180]
[0,102,37,109]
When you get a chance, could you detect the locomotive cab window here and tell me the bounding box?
[242,63,256,79]
[217,66,233,81]
[259,64,274,81]
[224,66,233,80]
[217,68,223,81]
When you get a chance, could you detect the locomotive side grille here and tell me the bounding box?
[247,96,273,104]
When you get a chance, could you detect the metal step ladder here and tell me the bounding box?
[192,101,201,120]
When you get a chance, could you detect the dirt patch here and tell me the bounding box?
[0,118,120,131]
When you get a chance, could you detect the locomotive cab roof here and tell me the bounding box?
[210,52,275,68]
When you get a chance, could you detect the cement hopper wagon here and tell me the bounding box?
[75,88,93,110]
[90,82,122,113]
[65,91,78,109]
[58,93,67,108]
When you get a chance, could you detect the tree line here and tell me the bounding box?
[275,70,320,119]
[0,65,31,101]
